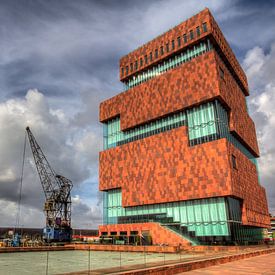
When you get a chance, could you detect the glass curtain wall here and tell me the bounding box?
[103,189,230,237]
[103,190,264,243]
[187,102,217,145]
[103,117,121,150]
[103,111,186,150]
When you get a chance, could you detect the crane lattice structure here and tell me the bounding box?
[26,127,73,242]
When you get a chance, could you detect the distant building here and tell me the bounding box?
[269,216,275,238]
[0,227,43,240]
[0,227,97,240]
[98,8,270,245]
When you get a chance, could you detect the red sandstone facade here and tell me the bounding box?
[98,8,269,245]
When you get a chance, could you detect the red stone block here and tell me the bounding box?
[99,223,191,246]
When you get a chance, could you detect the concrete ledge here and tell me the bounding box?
[66,244,179,253]
[0,246,74,253]
[187,244,272,252]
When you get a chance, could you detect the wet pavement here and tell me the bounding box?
[182,252,275,275]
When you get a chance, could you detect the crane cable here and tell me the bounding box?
[14,131,27,234]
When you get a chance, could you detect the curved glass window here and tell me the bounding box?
[124,40,212,90]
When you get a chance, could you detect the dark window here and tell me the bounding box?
[232,155,237,169]
[160,46,164,55]
[177,36,181,47]
[149,52,152,61]
[101,232,108,236]
[135,60,138,70]
[219,67,224,79]
[202,22,207,32]
[110,231,117,236]
[140,58,143,67]
[144,55,148,64]
[130,231,139,235]
[196,26,201,36]
[155,49,158,58]
[171,40,175,50]
[190,30,194,40]
[126,66,129,74]
[130,63,133,72]
[120,231,127,236]
[166,43,169,52]
[183,34,187,43]
[121,68,124,77]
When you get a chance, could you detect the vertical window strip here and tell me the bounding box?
[202,22,207,32]
[196,26,201,36]
[183,34,187,43]
[187,102,217,145]
[130,63,133,72]
[177,36,181,47]
[190,30,194,40]
[166,43,169,52]
[171,40,175,50]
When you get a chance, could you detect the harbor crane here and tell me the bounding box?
[26,127,73,242]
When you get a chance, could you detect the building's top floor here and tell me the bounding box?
[119,8,248,95]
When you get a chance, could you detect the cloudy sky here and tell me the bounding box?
[0,0,275,229]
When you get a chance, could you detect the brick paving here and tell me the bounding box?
[182,252,275,274]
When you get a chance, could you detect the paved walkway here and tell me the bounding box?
[182,252,275,274]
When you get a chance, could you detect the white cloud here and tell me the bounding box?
[0,89,101,228]
[244,43,275,214]
[0,200,44,228]
[0,168,16,182]
[71,195,102,228]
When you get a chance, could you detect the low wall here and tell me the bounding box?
[0,246,74,253]
[67,243,275,254]
[188,244,271,252]
[66,244,179,253]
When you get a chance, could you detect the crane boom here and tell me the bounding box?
[26,127,73,242]
[26,127,57,199]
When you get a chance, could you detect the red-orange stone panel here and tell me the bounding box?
[227,142,269,227]
[100,127,232,206]
[216,53,259,156]
[98,223,191,246]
